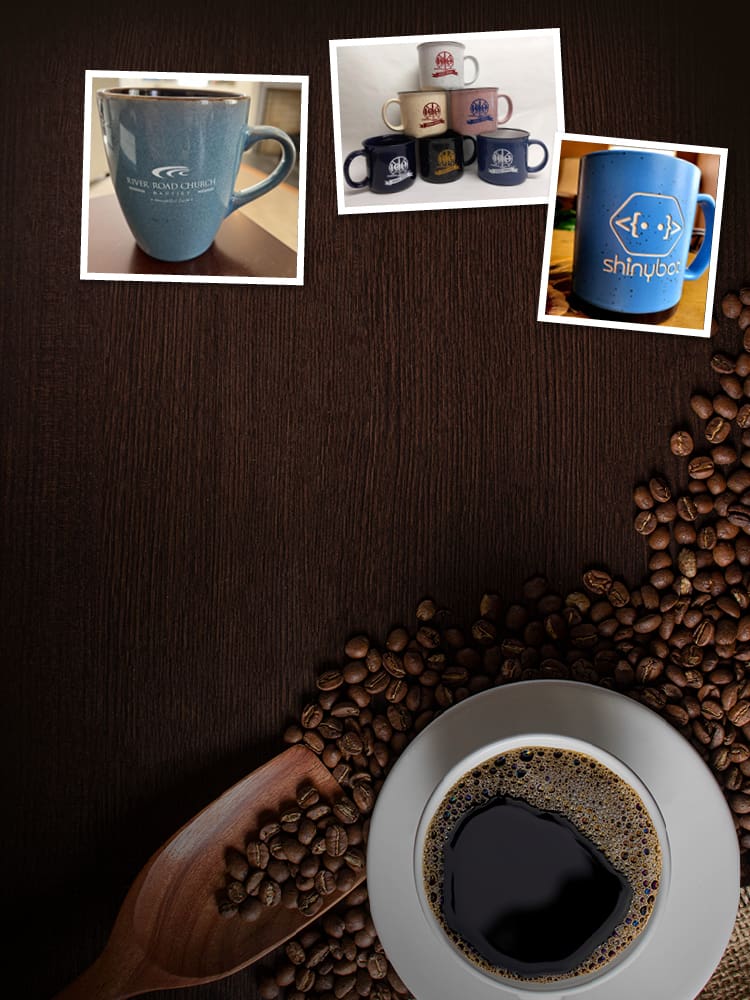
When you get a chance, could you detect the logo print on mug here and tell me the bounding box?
[151,165,190,178]
[467,98,492,125]
[387,155,412,184]
[609,193,684,255]
[422,102,445,128]
[433,51,457,77]
[436,148,459,175]
[490,148,516,173]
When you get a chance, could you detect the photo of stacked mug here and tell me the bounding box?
[342,38,549,194]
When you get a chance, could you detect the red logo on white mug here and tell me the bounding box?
[433,51,457,77]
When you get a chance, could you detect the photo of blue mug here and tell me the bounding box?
[571,149,715,321]
[477,128,549,186]
[97,88,297,262]
[343,135,417,195]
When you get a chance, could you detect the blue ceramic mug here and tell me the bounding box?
[477,128,549,186]
[571,149,715,321]
[343,135,417,194]
[97,88,297,262]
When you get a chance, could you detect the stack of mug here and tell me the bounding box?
[343,40,549,195]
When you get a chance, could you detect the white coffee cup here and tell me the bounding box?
[417,40,479,90]
[413,733,671,994]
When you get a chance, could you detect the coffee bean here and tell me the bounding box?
[711,352,736,374]
[333,798,360,824]
[688,456,715,480]
[670,430,694,456]
[416,599,436,621]
[258,879,281,907]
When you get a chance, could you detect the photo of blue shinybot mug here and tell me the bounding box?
[97,88,297,262]
[571,149,715,322]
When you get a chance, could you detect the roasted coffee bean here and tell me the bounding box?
[301,703,325,729]
[670,430,694,456]
[688,456,715,480]
[246,840,270,869]
[325,824,348,857]
[416,599,437,621]
[711,352,736,374]
[225,847,249,882]
[303,730,325,754]
[258,879,281,907]
[333,797,360,824]
[317,669,345,691]
[298,890,323,917]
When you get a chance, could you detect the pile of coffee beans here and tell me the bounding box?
[217,783,366,922]
[254,884,410,1000]
[253,288,750,997]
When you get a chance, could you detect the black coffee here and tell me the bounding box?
[422,747,662,983]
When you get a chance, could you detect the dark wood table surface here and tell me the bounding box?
[3,3,749,999]
[86,195,298,279]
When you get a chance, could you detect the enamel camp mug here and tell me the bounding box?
[381,90,449,138]
[417,40,479,90]
[343,135,417,194]
[97,87,297,262]
[476,128,549,186]
[571,149,715,321]
[448,87,513,136]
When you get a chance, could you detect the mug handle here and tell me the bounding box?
[684,194,716,281]
[496,94,513,126]
[382,97,404,132]
[228,126,296,216]
[464,56,479,86]
[343,149,369,189]
[463,136,477,167]
[526,139,549,173]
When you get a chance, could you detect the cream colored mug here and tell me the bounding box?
[381,90,449,138]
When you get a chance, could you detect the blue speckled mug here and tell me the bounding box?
[571,149,715,322]
[97,88,297,262]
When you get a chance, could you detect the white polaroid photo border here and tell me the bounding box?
[329,29,564,216]
[537,131,728,338]
[80,69,309,285]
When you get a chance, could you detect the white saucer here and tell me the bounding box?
[367,680,740,1000]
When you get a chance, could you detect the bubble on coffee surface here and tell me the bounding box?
[422,746,662,982]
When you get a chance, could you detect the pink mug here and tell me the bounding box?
[448,87,513,136]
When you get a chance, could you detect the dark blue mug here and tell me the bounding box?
[97,88,297,262]
[477,128,549,186]
[343,135,417,194]
[571,149,715,321]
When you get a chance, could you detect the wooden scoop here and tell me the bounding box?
[54,744,365,998]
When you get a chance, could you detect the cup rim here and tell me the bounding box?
[362,134,416,149]
[396,89,447,98]
[582,148,700,174]
[97,87,247,101]
[456,87,498,95]
[412,732,672,994]
[417,40,465,49]
[479,128,531,141]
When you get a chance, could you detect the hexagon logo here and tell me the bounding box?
[609,192,685,257]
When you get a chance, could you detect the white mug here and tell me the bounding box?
[417,40,479,90]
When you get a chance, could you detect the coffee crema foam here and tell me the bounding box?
[422,746,662,982]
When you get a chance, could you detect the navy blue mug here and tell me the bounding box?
[571,149,716,321]
[97,88,297,262]
[418,130,476,184]
[477,128,549,186]
[343,135,417,194]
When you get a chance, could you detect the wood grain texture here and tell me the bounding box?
[2,1,749,998]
